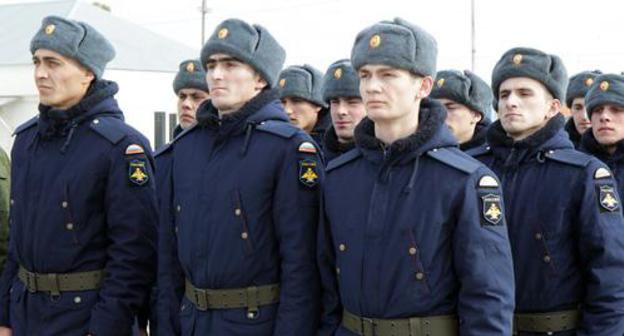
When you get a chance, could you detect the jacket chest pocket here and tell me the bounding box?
[60,184,81,246]
[231,190,254,255]
[404,229,431,295]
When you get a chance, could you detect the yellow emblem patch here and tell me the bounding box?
[437,78,445,88]
[45,24,56,35]
[369,34,381,48]
[482,194,503,225]
[128,160,149,186]
[279,78,286,88]
[600,81,609,91]
[186,62,195,73]
[594,167,612,179]
[334,68,343,79]
[598,184,619,212]
[512,54,523,65]
[218,28,229,39]
[478,175,499,188]
[585,77,594,87]
[298,141,317,154]
[125,144,145,155]
[299,159,319,188]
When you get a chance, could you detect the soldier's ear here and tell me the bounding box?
[547,98,561,119]
[417,75,434,99]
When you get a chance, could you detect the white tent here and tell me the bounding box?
[0,0,199,152]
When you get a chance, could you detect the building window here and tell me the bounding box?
[154,111,166,150]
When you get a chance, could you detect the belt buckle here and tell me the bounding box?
[25,271,37,293]
[361,317,377,336]
[193,288,208,311]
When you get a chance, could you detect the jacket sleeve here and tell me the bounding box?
[577,162,624,336]
[156,151,186,336]
[88,137,158,336]
[271,139,324,336]
[453,169,515,335]
[317,187,341,336]
[0,232,18,327]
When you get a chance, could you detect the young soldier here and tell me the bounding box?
[279,64,331,147]
[430,69,493,151]
[470,47,624,335]
[318,17,515,336]
[321,59,366,161]
[172,59,210,137]
[157,18,323,335]
[581,73,624,191]
[565,70,602,148]
[0,16,158,336]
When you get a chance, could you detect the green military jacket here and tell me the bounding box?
[0,147,9,272]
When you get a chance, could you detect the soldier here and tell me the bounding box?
[565,70,602,148]
[320,59,366,161]
[318,17,515,336]
[172,59,210,138]
[581,73,624,191]
[0,16,157,336]
[157,18,323,335]
[0,148,8,272]
[279,64,331,148]
[430,69,493,151]
[469,47,624,335]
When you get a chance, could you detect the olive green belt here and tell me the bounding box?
[342,309,458,336]
[514,309,580,333]
[185,279,280,317]
[18,265,104,296]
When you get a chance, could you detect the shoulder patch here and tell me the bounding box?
[89,117,126,144]
[544,149,592,168]
[255,120,298,139]
[479,175,499,188]
[125,144,145,155]
[326,148,362,172]
[13,116,38,136]
[298,141,317,154]
[595,167,612,179]
[465,144,491,158]
[427,148,481,174]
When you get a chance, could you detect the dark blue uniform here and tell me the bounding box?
[460,122,489,152]
[468,115,624,335]
[581,131,624,197]
[157,89,322,335]
[322,126,355,163]
[0,80,158,336]
[318,99,515,336]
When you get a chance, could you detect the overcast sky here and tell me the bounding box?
[2,0,622,82]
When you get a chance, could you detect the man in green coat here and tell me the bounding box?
[0,147,9,272]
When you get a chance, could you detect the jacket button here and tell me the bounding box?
[543,255,551,263]
[408,247,417,255]
[175,226,178,234]
[338,244,346,252]
[336,267,340,275]
[66,223,74,230]
[176,205,181,212]
[73,296,82,304]
[10,199,14,206]
[535,233,543,240]
[235,208,242,216]
[241,232,248,240]
[92,119,99,125]
[61,201,68,208]
[415,272,425,280]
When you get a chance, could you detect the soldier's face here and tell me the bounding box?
[358,64,432,124]
[591,104,624,149]
[33,49,94,110]
[205,53,267,115]
[497,77,559,141]
[570,97,591,134]
[438,98,482,144]
[281,97,321,133]
[177,88,209,129]
[329,97,366,142]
